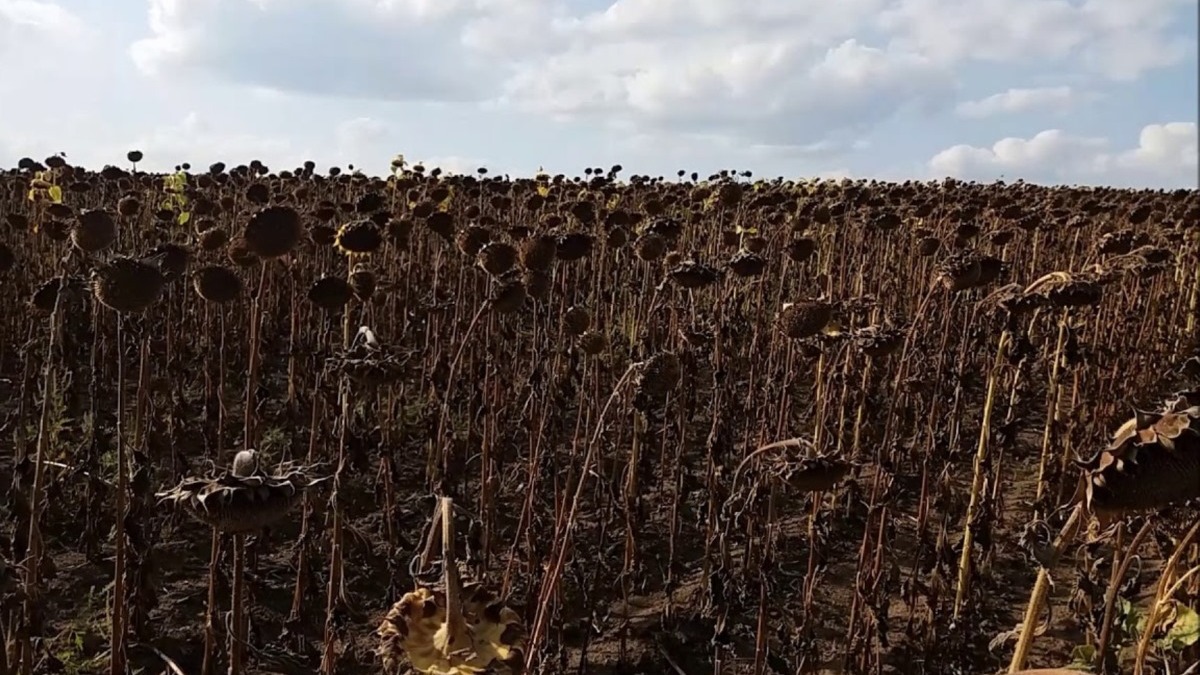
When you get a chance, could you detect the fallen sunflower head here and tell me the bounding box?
[378,584,525,675]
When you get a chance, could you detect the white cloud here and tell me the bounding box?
[1,0,1193,188]
[1117,122,1200,176]
[878,0,1193,80]
[0,0,86,38]
[496,0,956,146]
[335,117,389,158]
[0,0,93,61]
[126,0,951,148]
[501,38,954,147]
[955,86,1085,118]
[929,122,1199,187]
[0,111,307,172]
[130,0,500,101]
[124,112,306,170]
[120,0,1193,154]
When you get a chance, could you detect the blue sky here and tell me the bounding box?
[1,0,1196,187]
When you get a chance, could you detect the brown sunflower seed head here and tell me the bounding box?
[227,241,261,268]
[1133,244,1172,265]
[988,228,1016,246]
[1096,228,1140,256]
[634,232,667,261]
[556,232,593,261]
[606,226,630,248]
[523,269,551,300]
[198,227,230,251]
[578,329,608,355]
[43,220,70,241]
[340,356,407,388]
[519,234,557,271]
[778,301,833,339]
[425,210,456,242]
[158,467,321,533]
[785,237,816,262]
[387,218,414,246]
[728,250,766,277]
[936,250,983,292]
[563,306,591,335]
[31,277,77,312]
[916,236,941,257]
[306,223,335,247]
[147,243,192,280]
[783,455,853,493]
[490,279,527,314]
[243,205,303,258]
[92,257,165,313]
[456,225,492,257]
[309,276,354,310]
[669,260,721,289]
[117,196,141,217]
[637,351,682,399]
[478,241,517,277]
[335,219,384,254]
[972,254,1008,288]
[742,235,767,253]
[854,325,905,357]
[0,242,14,273]
[1046,279,1103,308]
[1075,396,1200,515]
[194,266,243,304]
[48,203,74,220]
[72,209,117,253]
[716,182,743,208]
[954,222,980,241]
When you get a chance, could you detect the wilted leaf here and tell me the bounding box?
[1160,602,1200,651]
[48,185,63,203]
[988,628,1019,653]
[1069,643,1096,668]
[1118,597,1145,640]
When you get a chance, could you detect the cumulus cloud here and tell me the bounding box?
[0,0,86,40]
[929,122,1198,187]
[1117,122,1200,177]
[0,0,1182,185]
[122,0,1193,152]
[335,117,389,158]
[955,86,1086,118]
[0,0,93,60]
[0,112,304,172]
[879,0,1193,80]
[498,0,957,145]
[125,0,953,148]
[123,112,307,170]
[130,0,501,102]
[501,38,954,147]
